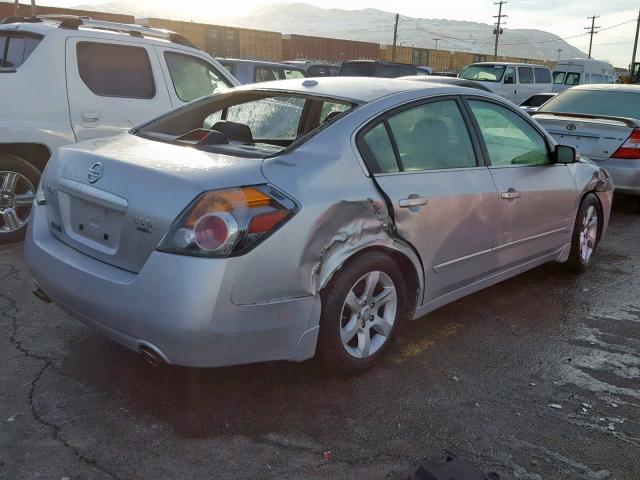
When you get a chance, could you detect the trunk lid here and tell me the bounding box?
[43,134,266,273]
[534,113,636,160]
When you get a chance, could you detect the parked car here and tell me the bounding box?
[339,60,426,78]
[0,15,239,244]
[534,84,640,201]
[519,93,557,115]
[553,58,618,93]
[460,62,553,104]
[283,60,340,77]
[399,75,492,92]
[218,58,306,84]
[26,78,613,374]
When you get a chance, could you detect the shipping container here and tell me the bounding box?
[0,2,134,23]
[282,34,378,63]
[238,28,281,61]
[204,25,240,58]
[138,18,207,50]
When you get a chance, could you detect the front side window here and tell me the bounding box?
[469,100,549,167]
[461,64,506,82]
[553,71,566,84]
[534,68,551,84]
[77,42,155,98]
[504,67,516,84]
[0,34,41,69]
[565,72,580,85]
[518,67,534,84]
[386,100,477,171]
[164,52,231,102]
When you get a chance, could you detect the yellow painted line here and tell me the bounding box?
[393,323,464,363]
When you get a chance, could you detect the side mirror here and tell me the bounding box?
[554,145,579,163]
[504,76,515,84]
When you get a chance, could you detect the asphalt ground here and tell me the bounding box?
[1,198,638,480]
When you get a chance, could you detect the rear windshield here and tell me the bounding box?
[340,63,374,76]
[460,65,506,82]
[521,94,553,107]
[538,90,640,118]
[136,91,357,157]
[0,33,42,69]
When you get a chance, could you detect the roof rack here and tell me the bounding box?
[1,15,198,50]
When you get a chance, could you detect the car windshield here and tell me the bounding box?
[538,90,640,119]
[136,91,356,156]
[460,64,506,82]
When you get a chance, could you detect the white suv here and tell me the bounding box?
[0,15,239,243]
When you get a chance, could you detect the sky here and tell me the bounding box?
[38,0,640,67]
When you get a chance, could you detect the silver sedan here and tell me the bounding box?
[25,78,614,374]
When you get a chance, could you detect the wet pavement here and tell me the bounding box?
[1,199,638,480]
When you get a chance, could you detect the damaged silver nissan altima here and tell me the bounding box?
[25,78,614,374]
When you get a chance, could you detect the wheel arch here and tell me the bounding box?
[0,144,51,172]
[318,242,423,314]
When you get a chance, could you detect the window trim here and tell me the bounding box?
[460,95,553,169]
[356,95,485,175]
[76,41,157,99]
[163,50,231,102]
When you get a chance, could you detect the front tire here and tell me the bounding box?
[0,153,40,245]
[566,193,601,273]
[317,251,408,375]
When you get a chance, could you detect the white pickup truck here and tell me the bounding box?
[0,15,238,243]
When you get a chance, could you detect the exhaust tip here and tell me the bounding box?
[32,287,52,304]
[139,345,166,367]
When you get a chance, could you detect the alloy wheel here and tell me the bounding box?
[579,205,598,263]
[0,171,36,234]
[339,270,398,359]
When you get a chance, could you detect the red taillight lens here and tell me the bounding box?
[613,128,640,159]
[158,186,296,257]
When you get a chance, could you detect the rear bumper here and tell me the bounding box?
[595,158,640,195]
[24,205,320,367]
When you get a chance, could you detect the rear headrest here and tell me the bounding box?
[212,121,253,144]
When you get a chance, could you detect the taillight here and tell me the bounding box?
[158,185,296,257]
[612,128,640,159]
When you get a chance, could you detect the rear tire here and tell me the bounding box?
[0,153,40,245]
[317,251,408,375]
[565,193,601,273]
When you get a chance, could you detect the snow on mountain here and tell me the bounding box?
[75,1,586,61]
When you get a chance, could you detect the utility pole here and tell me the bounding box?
[493,1,507,61]
[631,9,640,75]
[585,15,600,59]
[556,48,562,62]
[391,13,399,62]
[31,0,36,17]
[14,0,19,16]
[433,38,441,51]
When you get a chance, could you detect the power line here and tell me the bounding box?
[585,15,601,58]
[493,1,507,60]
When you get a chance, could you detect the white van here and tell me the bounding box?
[460,62,553,104]
[552,58,617,93]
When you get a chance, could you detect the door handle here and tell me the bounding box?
[399,196,429,208]
[82,112,100,121]
[501,190,522,200]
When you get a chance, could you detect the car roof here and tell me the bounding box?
[218,58,301,69]
[470,62,549,68]
[0,20,197,50]
[570,84,640,93]
[235,76,490,103]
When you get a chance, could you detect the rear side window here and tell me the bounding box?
[0,34,42,69]
[255,66,283,82]
[534,68,551,84]
[284,68,305,79]
[76,42,155,98]
[565,72,580,85]
[361,123,399,173]
[553,71,566,84]
[164,52,231,102]
[518,67,534,84]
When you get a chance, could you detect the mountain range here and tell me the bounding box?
[75,1,587,61]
